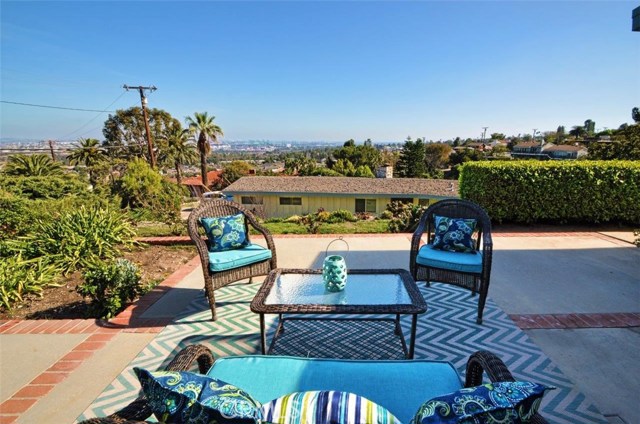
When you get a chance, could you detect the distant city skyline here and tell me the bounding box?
[1,1,638,143]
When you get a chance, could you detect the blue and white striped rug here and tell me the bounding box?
[78,281,606,424]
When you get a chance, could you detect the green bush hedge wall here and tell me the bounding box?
[459,161,640,224]
[0,175,89,199]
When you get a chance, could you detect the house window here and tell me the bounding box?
[355,199,376,213]
[279,197,302,205]
[241,196,263,205]
[418,198,431,207]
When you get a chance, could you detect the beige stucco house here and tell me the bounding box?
[223,176,459,218]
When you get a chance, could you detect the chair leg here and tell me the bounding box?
[204,286,217,321]
[476,291,487,325]
[248,277,253,284]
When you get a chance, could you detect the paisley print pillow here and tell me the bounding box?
[200,213,249,252]
[432,215,477,253]
[261,390,401,424]
[134,368,261,424]
[413,381,553,424]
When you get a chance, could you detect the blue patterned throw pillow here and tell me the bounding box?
[134,368,261,424]
[200,213,249,252]
[432,215,477,253]
[261,390,401,424]
[413,381,553,424]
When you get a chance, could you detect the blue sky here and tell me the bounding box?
[1,1,639,143]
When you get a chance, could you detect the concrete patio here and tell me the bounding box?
[0,230,638,424]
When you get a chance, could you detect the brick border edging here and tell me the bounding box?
[510,313,640,329]
[0,255,202,423]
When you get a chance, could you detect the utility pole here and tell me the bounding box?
[123,85,157,168]
[481,127,488,142]
[48,140,56,161]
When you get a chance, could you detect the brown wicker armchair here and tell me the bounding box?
[410,198,493,324]
[187,199,277,320]
[78,346,548,424]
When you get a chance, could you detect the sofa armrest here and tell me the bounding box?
[465,351,549,424]
[78,344,214,424]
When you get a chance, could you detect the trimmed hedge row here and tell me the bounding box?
[459,161,640,224]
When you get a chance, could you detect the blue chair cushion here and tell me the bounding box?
[206,355,462,423]
[200,213,249,252]
[261,390,401,424]
[133,368,261,423]
[416,244,483,274]
[432,215,477,253]
[413,381,553,424]
[208,243,272,272]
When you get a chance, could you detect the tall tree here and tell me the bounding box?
[185,112,223,187]
[584,119,596,136]
[556,126,566,143]
[632,107,640,123]
[395,137,426,178]
[103,107,180,162]
[424,143,452,175]
[3,154,63,176]
[158,126,198,185]
[67,138,107,184]
[569,125,586,139]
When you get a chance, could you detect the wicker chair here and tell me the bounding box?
[78,346,549,424]
[410,199,493,324]
[187,199,277,320]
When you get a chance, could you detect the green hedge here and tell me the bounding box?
[0,175,89,199]
[459,161,640,224]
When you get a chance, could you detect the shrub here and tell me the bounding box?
[379,210,393,220]
[328,209,357,223]
[300,214,322,234]
[460,161,640,224]
[316,210,331,222]
[114,158,185,227]
[78,259,145,318]
[284,215,302,223]
[386,201,427,233]
[0,175,89,199]
[11,206,136,274]
[0,254,60,311]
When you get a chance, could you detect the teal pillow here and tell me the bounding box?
[261,390,401,424]
[200,213,249,252]
[413,381,553,424]
[432,215,477,253]
[134,368,261,424]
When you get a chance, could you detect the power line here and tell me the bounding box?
[1,100,116,113]
[57,92,129,140]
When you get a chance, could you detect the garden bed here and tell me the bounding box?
[0,245,196,320]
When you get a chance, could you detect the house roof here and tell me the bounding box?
[180,170,222,186]
[544,144,587,152]
[224,176,459,198]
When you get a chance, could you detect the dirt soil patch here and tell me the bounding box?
[0,245,196,320]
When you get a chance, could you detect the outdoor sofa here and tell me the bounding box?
[79,344,549,424]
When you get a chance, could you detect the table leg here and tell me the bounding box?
[394,313,401,335]
[260,313,266,354]
[409,314,418,359]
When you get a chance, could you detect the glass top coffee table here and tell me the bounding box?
[250,268,427,359]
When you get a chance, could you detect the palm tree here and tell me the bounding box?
[66,138,106,184]
[569,125,586,140]
[3,154,63,176]
[158,126,198,185]
[185,112,223,187]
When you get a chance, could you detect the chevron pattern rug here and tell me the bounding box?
[78,282,606,424]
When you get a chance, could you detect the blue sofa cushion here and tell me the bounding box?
[206,355,462,423]
[133,368,261,423]
[413,381,553,424]
[200,213,249,252]
[432,215,477,253]
[416,244,483,274]
[208,243,272,272]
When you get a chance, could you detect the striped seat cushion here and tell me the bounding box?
[261,390,401,424]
